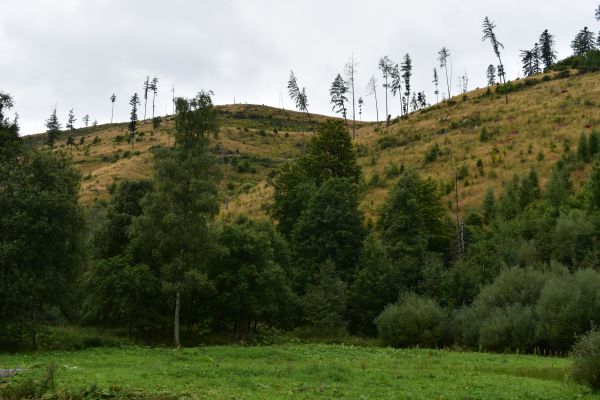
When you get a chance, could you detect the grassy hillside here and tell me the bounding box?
[2,345,596,399]
[27,69,600,220]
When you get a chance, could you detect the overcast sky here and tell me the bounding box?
[2,0,599,135]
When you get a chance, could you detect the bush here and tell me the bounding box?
[424,143,441,163]
[378,135,401,150]
[572,327,600,390]
[376,293,447,348]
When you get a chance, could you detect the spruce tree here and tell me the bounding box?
[486,64,496,85]
[128,93,140,147]
[329,73,349,131]
[401,54,412,115]
[521,45,541,77]
[66,109,76,131]
[571,27,597,56]
[150,76,158,120]
[390,63,402,117]
[45,107,61,150]
[438,47,452,100]
[287,71,310,122]
[539,30,557,70]
[482,17,508,103]
[482,187,496,224]
[82,114,90,128]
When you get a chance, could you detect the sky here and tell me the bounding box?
[1,0,599,135]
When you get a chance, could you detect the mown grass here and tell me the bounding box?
[1,344,598,399]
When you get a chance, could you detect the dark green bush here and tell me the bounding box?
[571,327,600,390]
[378,135,401,150]
[376,293,447,348]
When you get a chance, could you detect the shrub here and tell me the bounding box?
[376,293,447,348]
[378,135,401,150]
[571,327,600,390]
[424,143,441,163]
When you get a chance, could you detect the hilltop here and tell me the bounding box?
[26,69,600,219]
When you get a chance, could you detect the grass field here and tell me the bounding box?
[1,344,598,399]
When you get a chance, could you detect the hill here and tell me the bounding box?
[26,69,600,220]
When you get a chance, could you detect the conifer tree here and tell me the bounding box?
[390,63,402,117]
[432,68,439,103]
[482,187,496,224]
[401,54,412,115]
[486,64,496,86]
[66,109,76,131]
[378,56,394,125]
[129,93,140,148]
[438,47,452,100]
[45,107,61,150]
[571,27,597,56]
[366,76,379,125]
[287,71,310,122]
[82,114,90,128]
[417,92,427,109]
[330,73,349,131]
[150,76,158,120]
[143,76,150,123]
[521,44,541,77]
[589,130,600,158]
[110,93,116,124]
[482,17,508,103]
[539,30,557,70]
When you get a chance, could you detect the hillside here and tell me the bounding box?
[27,69,600,219]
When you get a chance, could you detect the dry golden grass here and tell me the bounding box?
[36,71,600,220]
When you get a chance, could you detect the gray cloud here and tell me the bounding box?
[1,0,598,134]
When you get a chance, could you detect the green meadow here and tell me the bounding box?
[1,345,598,399]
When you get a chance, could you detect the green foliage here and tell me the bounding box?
[271,162,316,238]
[91,180,152,259]
[301,262,347,332]
[424,143,441,162]
[483,187,496,223]
[578,133,589,163]
[347,235,402,336]
[82,257,162,336]
[130,146,221,346]
[0,145,84,348]
[292,178,365,286]
[571,327,600,390]
[174,90,218,150]
[45,107,61,149]
[537,269,600,351]
[209,216,296,333]
[378,169,452,259]
[301,120,361,185]
[376,293,447,348]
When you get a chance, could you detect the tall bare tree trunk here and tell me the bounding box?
[174,290,181,348]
